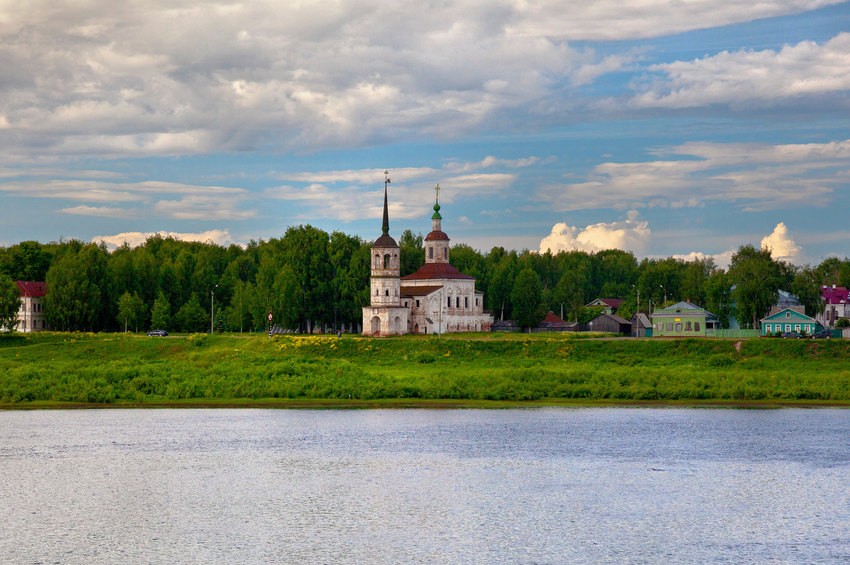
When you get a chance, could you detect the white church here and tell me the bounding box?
[362,174,494,336]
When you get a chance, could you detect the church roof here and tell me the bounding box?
[401,285,443,297]
[424,229,449,241]
[402,262,474,281]
[373,233,399,248]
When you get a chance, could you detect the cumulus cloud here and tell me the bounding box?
[535,139,849,213]
[760,222,802,263]
[93,229,235,250]
[0,1,840,160]
[632,33,850,108]
[539,210,650,254]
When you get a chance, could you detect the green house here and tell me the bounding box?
[760,308,822,336]
[650,301,719,337]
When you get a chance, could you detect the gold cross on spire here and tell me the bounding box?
[434,183,440,203]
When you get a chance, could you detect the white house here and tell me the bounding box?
[16,281,47,332]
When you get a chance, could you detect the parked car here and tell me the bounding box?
[147,329,168,337]
[811,329,832,339]
[781,331,802,339]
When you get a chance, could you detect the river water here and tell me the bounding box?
[1,408,848,564]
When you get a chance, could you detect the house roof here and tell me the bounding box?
[586,298,622,309]
[761,307,819,323]
[821,285,850,305]
[632,312,651,328]
[401,262,474,281]
[16,281,46,298]
[590,313,631,325]
[652,301,718,321]
[539,311,571,328]
[400,285,443,297]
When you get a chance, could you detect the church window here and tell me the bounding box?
[416,300,420,308]
[456,297,460,308]
[383,254,391,269]
[447,296,451,308]
[443,247,448,259]
[385,289,389,297]
[465,297,469,308]
[428,247,434,259]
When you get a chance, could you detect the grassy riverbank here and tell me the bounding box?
[2,332,850,408]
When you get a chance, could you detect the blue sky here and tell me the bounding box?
[1,1,849,267]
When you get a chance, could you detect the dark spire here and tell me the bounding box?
[382,170,391,235]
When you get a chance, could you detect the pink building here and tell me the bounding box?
[818,284,850,328]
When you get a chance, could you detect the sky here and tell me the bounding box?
[1,0,849,268]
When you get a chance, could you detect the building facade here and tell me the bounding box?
[818,285,850,328]
[16,281,47,333]
[362,179,493,336]
[651,301,719,337]
[761,308,822,336]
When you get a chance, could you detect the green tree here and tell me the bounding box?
[117,291,146,333]
[150,291,172,331]
[511,268,544,330]
[0,275,22,331]
[398,229,424,277]
[728,245,782,329]
[175,294,208,333]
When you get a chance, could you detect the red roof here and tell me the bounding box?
[542,311,567,325]
[401,285,443,297]
[16,281,46,297]
[821,285,850,305]
[402,262,474,281]
[424,230,450,242]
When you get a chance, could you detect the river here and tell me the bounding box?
[1,408,848,564]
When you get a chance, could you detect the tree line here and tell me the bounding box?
[1,227,847,333]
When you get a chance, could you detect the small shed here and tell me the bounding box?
[588,313,632,335]
[631,312,652,337]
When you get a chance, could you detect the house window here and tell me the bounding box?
[666,322,673,331]
[785,324,791,332]
[695,322,701,332]
[786,312,791,318]
[795,324,801,332]
[685,321,692,331]
[675,323,682,332]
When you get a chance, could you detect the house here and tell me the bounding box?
[535,311,578,332]
[631,312,652,337]
[588,313,631,335]
[362,178,493,336]
[16,281,47,333]
[651,301,719,337]
[585,298,622,315]
[818,285,849,328]
[761,308,822,336]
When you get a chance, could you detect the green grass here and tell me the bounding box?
[1,332,849,408]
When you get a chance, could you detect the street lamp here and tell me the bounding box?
[660,284,666,307]
[211,283,218,334]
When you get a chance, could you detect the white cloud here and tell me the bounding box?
[760,222,802,263]
[539,210,651,254]
[93,229,235,250]
[61,205,135,218]
[632,33,850,108]
[536,139,848,212]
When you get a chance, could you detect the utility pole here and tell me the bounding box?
[210,283,218,334]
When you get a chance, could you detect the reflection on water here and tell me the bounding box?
[1,408,849,563]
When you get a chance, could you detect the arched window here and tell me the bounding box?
[383,254,391,269]
[385,289,390,297]
[443,247,448,259]
[428,246,434,259]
